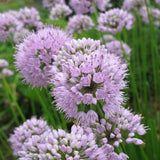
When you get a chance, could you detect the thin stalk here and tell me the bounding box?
[0,150,5,160]
[2,75,25,122]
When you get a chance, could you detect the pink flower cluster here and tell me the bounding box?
[97,8,135,34]
[42,0,65,10]
[66,15,94,35]
[69,0,112,14]
[0,12,22,41]
[50,38,127,121]
[50,4,72,21]
[9,117,128,160]
[15,27,70,88]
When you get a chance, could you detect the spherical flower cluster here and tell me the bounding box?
[9,117,50,156]
[16,7,43,30]
[9,117,127,160]
[66,15,94,35]
[106,40,131,60]
[13,28,30,44]
[0,59,13,79]
[49,38,127,121]
[50,4,72,21]
[0,59,9,68]
[140,6,160,27]
[42,0,65,10]
[69,0,111,14]
[0,12,22,41]
[122,0,148,12]
[15,27,70,88]
[90,106,146,150]
[97,8,135,34]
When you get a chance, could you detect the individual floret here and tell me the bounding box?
[15,27,70,88]
[49,38,127,122]
[97,8,135,34]
[66,15,94,35]
[50,4,72,21]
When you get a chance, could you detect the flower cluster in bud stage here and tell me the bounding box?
[97,8,135,34]
[9,117,130,160]
[42,0,65,10]
[0,59,13,79]
[66,15,94,35]
[50,4,72,21]
[15,27,70,88]
[69,0,112,14]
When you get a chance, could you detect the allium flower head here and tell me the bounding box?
[50,38,127,122]
[122,0,148,12]
[0,68,13,79]
[0,12,22,41]
[97,8,135,34]
[106,40,131,60]
[69,0,112,14]
[42,0,65,9]
[13,28,30,44]
[17,7,43,30]
[91,106,147,149]
[9,117,50,156]
[50,4,72,21]
[0,59,9,68]
[66,15,94,35]
[15,27,70,88]
[140,6,160,27]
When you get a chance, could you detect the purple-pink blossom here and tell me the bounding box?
[15,27,70,88]
[66,15,94,35]
[97,8,135,34]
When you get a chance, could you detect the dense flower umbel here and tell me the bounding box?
[15,27,70,88]
[9,117,50,156]
[66,15,94,35]
[106,40,131,60]
[16,7,43,30]
[10,118,127,160]
[90,106,146,150]
[42,0,65,10]
[140,6,160,27]
[50,4,72,21]
[0,59,9,68]
[0,12,22,41]
[49,38,127,121]
[97,8,135,34]
[69,0,112,14]
[13,28,30,44]
[122,0,148,12]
